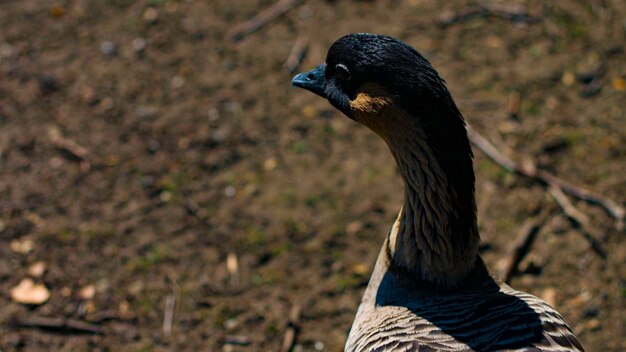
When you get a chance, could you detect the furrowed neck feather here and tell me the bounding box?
[350,84,480,287]
[387,122,480,287]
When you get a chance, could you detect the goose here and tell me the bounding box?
[291,33,584,352]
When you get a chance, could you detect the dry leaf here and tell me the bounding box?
[226,253,239,275]
[613,78,626,91]
[11,278,50,305]
[226,252,239,285]
[25,212,45,228]
[118,300,131,318]
[10,238,34,254]
[50,5,65,17]
[352,263,370,276]
[346,221,364,236]
[27,261,46,278]
[301,105,317,119]
[79,284,96,300]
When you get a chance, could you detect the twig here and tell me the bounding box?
[88,310,119,324]
[436,3,538,27]
[507,91,521,119]
[48,126,90,161]
[481,3,537,22]
[435,6,486,27]
[281,304,302,352]
[466,123,625,231]
[224,335,251,346]
[537,170,624,230]
[283,36,308,74]
[226,0,304,42]
[501,212,548,283]
[548,186,607,258]
[163,293,175,337]
[14,316,103,334]
[48,125,92,171]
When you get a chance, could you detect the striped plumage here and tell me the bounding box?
[292,33,583,351]
[345,243,583,351]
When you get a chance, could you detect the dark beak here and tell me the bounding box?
[291,64,327,98]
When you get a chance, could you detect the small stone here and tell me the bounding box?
[25,212,45,228]
[0,43,15,58]
[224,318,238,330]
[223,100,241,113]
[148,139,160,153]
[128,281,144,295]
[60,287,72,297]
[141,176,155,188]
[165,1,179,13]
[298,6,312,19]
[106,155,119,167]
[562,72,575,86]
[177,137,191,149]
[81,86,97,105]
[84,300,96,314]
[143,7,158,23]
[39,75,59,94]
[224,186,236,198]
[208,108,220,121]
[498,121,519,134]
[159,191,172,202]
[11,278,50,305]
[118,300,131,318]
[132,37,146,53]
[485,35,503,49]
[99,97,114,111]
[48,156,65,169]
[582,305,600,318]
[212,130,226,144]
[346,221,364,236]
[545,96,558,110]
[100,41,117,56]
[96,278,110,293]
[301,105,317,119]
[171,75,185,89]
[135,105,158,119]
[263,157,278,172]
[314,341,325,351]
[27,262,46,278]
[585,318,601,331]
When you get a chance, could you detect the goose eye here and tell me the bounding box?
[335,64,351,81]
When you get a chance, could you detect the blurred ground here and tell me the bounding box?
[1,0,625,351]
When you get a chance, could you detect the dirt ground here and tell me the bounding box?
[1,0,625,351]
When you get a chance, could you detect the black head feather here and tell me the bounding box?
[293,33,478,258]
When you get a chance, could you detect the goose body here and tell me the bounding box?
[292,33,583,351]
[346,238,583,351]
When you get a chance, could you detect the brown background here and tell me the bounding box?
[1,0,625,351]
